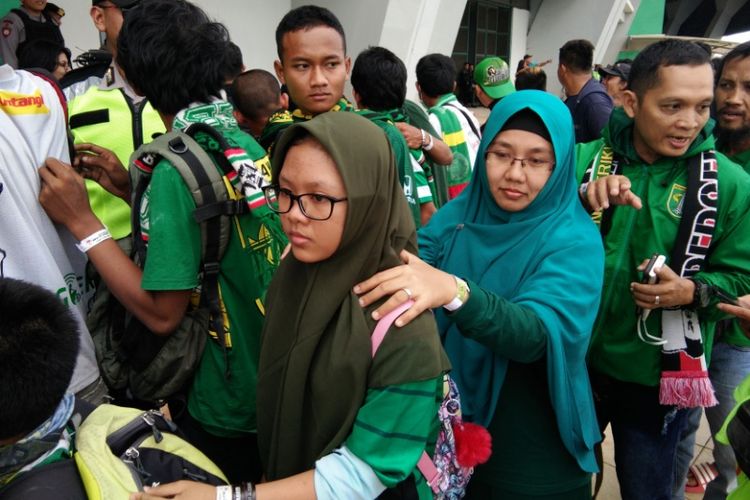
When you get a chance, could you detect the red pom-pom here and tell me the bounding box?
[453,421,492,467]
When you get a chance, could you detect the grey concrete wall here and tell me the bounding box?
[526,0,638,97]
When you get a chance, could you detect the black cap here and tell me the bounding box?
[600,62,631,81]
[92,0,140,8]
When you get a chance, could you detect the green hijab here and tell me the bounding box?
[256,112,449,480]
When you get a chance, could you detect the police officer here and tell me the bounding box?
[1,0,64,68]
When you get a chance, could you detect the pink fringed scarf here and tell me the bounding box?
[658,151,718,409]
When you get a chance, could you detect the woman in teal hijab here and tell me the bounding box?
[356,90,605,498]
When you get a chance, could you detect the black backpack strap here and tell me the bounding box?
[129,129,244,379]
[445,102,481,140]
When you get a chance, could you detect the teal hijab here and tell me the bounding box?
[419,90,604,472]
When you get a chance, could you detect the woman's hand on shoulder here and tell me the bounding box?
[354,250,457,327]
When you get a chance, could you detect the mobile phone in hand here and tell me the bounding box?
[641,254,667,284]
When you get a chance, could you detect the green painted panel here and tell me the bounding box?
[0,0,17,19]
[618,0,666,60]
[628,0,665,36]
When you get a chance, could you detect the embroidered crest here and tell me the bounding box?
[2,20,12,38]
[667,183,686,218]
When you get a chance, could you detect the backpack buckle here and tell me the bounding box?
[168,137,188,154]
[202,262,221,277]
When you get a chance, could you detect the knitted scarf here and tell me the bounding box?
[259,97,353,152]
[428,94,472,199]
[356,108,421,226]
[583,147,719,408]
[0,394,74,487]
[172,99,269,210]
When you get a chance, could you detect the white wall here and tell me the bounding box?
[509,8,529,83]
[525,0,638,96]
[60,0,291,74]
[60,0,466,104]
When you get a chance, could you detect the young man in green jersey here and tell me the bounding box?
[351,46,436,227]
[37,0,284,484]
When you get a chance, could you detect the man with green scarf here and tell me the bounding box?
[37,0,285,484]
[260,5,352,153]
[673,41,750,500]
[352,46,436,227]
[576,39,750,499]
[416,53,481,200]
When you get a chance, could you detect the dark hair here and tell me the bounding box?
[559,39,594,73]
[117,0,230,115]
[17,40,70,74]
[717,41,750,84]
[416,53,456,98]
[232,69,281,121]
[223,42,244,82]
[628,39,711,98]
[351,46,406,110]
[0,278,80,439]
[515,67,547,91]
[275,5,346,61]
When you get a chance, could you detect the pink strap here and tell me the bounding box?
[370,301,442,491]
[371,300,414,357]
[417,451,441,490]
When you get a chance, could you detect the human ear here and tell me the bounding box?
[621,90,638,119]
[90,6,105,33]
[274,60,286,85]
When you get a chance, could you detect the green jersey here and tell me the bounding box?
[140,123,285,436]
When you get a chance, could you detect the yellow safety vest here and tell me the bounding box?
[68,86,165,239]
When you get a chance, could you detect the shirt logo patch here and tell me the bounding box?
[0,89,49,115]
[667,183,686,218]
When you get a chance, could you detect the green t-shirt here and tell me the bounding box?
[346,377,442,499]
[139,128,284,437]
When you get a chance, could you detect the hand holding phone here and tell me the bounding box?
[641,254,667,285]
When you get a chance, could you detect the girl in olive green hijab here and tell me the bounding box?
[132,112,448,500]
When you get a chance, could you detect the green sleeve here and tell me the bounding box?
[345,377,442,488]
[692,158,750,324]
[140,161,202,291]
[574,139,605,184]
[449,279,548,362]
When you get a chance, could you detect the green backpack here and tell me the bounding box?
[75,404,227,498]
[94,123,253,404]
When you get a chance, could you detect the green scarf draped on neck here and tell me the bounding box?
[256,112,449,480]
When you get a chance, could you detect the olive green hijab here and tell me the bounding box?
[256,112,449,480]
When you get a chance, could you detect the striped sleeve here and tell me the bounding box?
[411,156,434,205]
[345,377,442,490]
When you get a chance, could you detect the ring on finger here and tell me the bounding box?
[655,295,660,305]
[402,287,413,299]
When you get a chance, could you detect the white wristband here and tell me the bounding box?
[216,485,232,500]
[423,132,434,151]
[75,228,112,253]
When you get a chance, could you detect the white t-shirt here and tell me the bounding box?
[0,65,99,393]
[428,100,482,168]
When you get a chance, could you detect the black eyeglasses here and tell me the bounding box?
[262,185,347,221]
[484,150,555,171]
